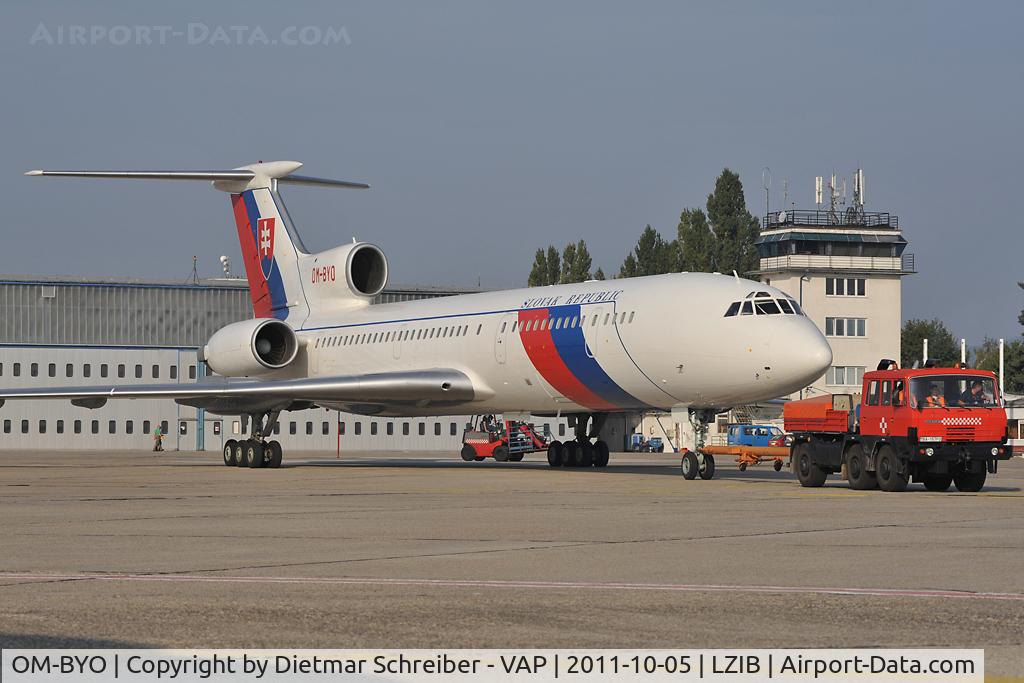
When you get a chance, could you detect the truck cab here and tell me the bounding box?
[786,360,1011,492]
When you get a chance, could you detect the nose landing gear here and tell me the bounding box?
[680,408,717,480]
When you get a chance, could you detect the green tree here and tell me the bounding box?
[901,319,959,368]
[545,245,561,286]
[619,225,673,278]
[561,239,592,283]
[594,267,606,280]
[528,248,550,286]
[676,208,715,272]
[619,252,638,278]
[706,168,760,275]
[1018,281,1024,328]
[973,337,1024,394]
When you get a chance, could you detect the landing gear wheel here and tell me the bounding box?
[953,468,986,492]
[845,445,877,490]
[246,441,265,469]
[547,441,564,468]
[579,441,594,467]
[235,441,248,468]
[563,441,582,467]
[493,446,510,462]
[773,459,783,472]
[223,439,238,466]
[922,473,953,491]
[698,453,715,480]
[794,444,827,488]
[681,451,699,480]
[460,444,477,462]
[509,453,524,462]
[267,440,283,468]
[738,462,748,472]
[592,440,610,468]
[876,446,907,492]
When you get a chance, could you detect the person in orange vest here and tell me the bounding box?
[925,384,946,408]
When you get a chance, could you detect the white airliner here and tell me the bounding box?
[2,161,831,472]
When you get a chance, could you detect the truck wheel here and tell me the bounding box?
[579,441,594,467]
[773,459,783,471]
[223,439,238,466]
[547,441,564,468]
[794,444,827,488]
[738,462,747,472]
[845,446,877,490]
[460,444,477,462]
[922,474,953,491]
[953,469,986,492]
[680,452,699,480]
[563,441,582,467]
[493,446,510,462]
[876,446,908,492]
[698,453,715,480]
[592,440,610,468]
[509,453,524,462]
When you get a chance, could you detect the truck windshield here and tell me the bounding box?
[909,375,998,409]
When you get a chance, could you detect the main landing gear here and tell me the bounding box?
[680,408,716,480]
[221,410,284,469]
[546,414,610,469]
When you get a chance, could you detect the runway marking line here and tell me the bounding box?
[1,572,1022,602]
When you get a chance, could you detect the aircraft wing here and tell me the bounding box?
[0,369,477,415]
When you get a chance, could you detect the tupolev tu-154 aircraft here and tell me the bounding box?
[2,161,831,471]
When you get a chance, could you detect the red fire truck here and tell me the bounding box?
[784,359,1011,492]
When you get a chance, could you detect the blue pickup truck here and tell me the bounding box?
[726,424,784,447]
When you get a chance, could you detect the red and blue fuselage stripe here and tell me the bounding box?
[518,304,649,411]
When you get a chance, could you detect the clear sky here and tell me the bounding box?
[2,1,1021,341]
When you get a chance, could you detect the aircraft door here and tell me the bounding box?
[583,303,617,358]
[494,313,516,364]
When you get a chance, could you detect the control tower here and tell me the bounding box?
[753,170,915,396]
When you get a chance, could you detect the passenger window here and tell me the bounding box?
[500,322,507,333]
[740,301,754,315]
[867,380,879,406]
[724,302,741,317]
[627,312,634,324]
[603,314,610,325]
[591,316,598,327]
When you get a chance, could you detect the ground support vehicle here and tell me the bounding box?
[629,435,664,452]
[460,416,551,462]
[785,360,1011,492]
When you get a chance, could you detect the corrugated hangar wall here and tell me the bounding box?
[0,277,568,453]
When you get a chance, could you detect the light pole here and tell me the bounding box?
[798,272,813,399]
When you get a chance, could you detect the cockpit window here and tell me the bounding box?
[727,297,804,318]
[724,301,740,317]
[740,301,754,315]
[778,299,794,314]
[755,299,781,315]
[788,299,803,315]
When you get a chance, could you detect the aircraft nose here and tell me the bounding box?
[798,323,833,380]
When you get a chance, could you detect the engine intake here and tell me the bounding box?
[347,243,388,297]
[203,318,299,377]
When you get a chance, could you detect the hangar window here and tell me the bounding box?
[66,363,74,377]
[74,420,82,434]
[108,420,116,434]
[273,423,280,435]
[126,420,134,435]
[189,365,197,379]
[152,365,160,379]
[48,363,56,377]
[21,419,29,434]
[418,423,425,436]
[371,422,378,436]
[322,421,329,436]
[558,423,566,437]
[100,364,108,378]
[339,422,346,435]
[387,422,394,436]
[91,420,99,434]
[354,421,362,435]
[170,366,177,380]
[0,362,3,376]
[160,420,169,435]
[117,364,126,378]
[434,423,441,436]
[31,363,38,377]
[143,420,151,435]
[4,419,11,433]
[289,422,297,435]
[38,420,46,434]
[306,421,313,435]
[135,365,142,379]
[56,419,64,434]
[450,422,457,436]
[403,422,410,436]
[83,364,91,378]
[13,363,20,377]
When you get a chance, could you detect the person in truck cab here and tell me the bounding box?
[925,384,946,408]
[958,380,985,406]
